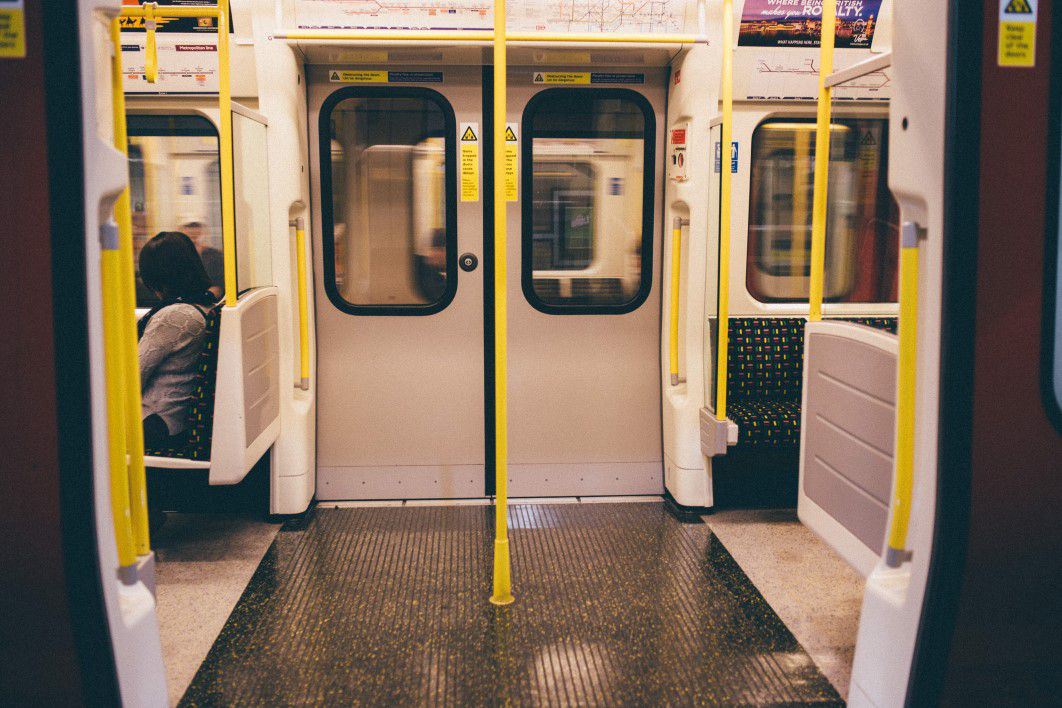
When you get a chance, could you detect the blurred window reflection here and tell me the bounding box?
[746,118,899,303]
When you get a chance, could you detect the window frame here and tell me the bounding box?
[742,114,897,306]
[521,87,656,316]
[127,113,226,307]
[318,86,459,317]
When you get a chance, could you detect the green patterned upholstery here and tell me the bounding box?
[144,304,222,462]
[725,316,896,447]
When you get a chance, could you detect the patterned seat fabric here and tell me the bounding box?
[723,316,897,448]
[144,304,222,461]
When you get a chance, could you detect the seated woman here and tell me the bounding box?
[137,231,218,451]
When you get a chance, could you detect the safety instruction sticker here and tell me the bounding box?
[533,72,644,85]
[460,122,479,203]
[999,0,1038,67]
[329,70,443,83]
[505,124,519,202]
[714,141,739,174]
[0,0,26,59]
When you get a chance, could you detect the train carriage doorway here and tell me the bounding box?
[310,65,665,500]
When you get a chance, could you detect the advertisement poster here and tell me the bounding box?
[120,0,221,94]
[738,0,884,49]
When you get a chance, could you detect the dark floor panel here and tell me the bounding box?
[180,503,841,706]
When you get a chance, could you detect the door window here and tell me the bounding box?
[320,88,457,315]
[522,89,655,314]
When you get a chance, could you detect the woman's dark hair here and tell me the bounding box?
[139,231,213,302]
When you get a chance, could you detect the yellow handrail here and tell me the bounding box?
[808,0,837,322]
[120,1,234,306]
[144,1,157,83]
[714,0,734,422]
[490,0,514,607]
[887,228,919,567]
[669,219,687,386]
[293,219,311,391]
[110,18,151,556]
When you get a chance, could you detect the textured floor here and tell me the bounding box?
[153,513,282,705]
[179,502,841,706]
[705,509,865,699]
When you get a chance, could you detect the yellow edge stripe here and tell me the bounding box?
[888,246,918,560]
[807,0,836,323]
[490,0,514,607]
[714,0,734,422]
[111,18,151,556]
[669,226,682,384]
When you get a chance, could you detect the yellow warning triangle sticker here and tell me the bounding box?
[504,127,518,142]
[533,73,545,83]
[330,70,341,81]
[860,130,876,145]
[1005,0,1033,12]
[461,126,478,141]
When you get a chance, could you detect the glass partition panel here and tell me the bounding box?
[232,112,273,292]
[128,114,223,306]
[746,118,899,303]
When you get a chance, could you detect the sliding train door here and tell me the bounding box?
[505,70,667,497]
[309,67,486,500]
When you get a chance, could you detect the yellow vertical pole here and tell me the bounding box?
[669,221,683,386]
[105,22,136,573]
[887,232,919,566]
[217,0,237,307]
[111,18,151,556]
[144,2,158,83]
[714,0,734,422]
[791,130,810,280]
[807,0,836,322]
[490,0,514,607]
[294,219,311,390]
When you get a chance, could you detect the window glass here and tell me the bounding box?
[322,91,453,312]
[128,115,223,306]
[746,118,899,303]
[524,90,654,312]
[232,113,273,291]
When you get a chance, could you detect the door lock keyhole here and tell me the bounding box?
[459,253,478,272]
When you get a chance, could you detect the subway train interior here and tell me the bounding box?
[3,0,1062,705]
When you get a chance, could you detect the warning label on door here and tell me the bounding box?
[532,72,644,85]
[998,0,1037,67]
[505,124,519,202]
[0,1,25,59]
[329,70,443,83]
[460,122,479,202]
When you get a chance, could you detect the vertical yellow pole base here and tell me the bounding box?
[489,538,515,606]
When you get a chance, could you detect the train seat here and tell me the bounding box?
[723,317,897,449]
[144,287,282,485]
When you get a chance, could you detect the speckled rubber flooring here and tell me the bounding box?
[179,503,842,706]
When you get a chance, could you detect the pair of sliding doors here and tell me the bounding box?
[309,65,666,500]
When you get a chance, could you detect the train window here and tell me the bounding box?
[232,113,273,292]
[128,115,224,306]
[319,88,457,315]
[746,118,899,303]
[522,89,655,314]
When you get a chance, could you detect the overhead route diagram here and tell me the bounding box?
[294,0,697,34]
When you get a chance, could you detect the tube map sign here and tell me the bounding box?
[738,0,884,48]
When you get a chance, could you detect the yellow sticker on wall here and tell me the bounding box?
[504,124,518,202]
[460,122,479,203]
[0,1,26,59]
[999,0,1037,67]
[329,70,388,83]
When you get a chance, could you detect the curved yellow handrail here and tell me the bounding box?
[808,0,837,322]
[293,219,310,390]
[887,235,919,567]
[714,0,734,421]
